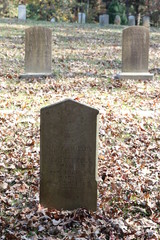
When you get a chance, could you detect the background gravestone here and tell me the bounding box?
[51,17,56,23]
[143,16,150,28]
[99,14,109,26]
[117,26,153,79]
[128,15,135,26]
[114,15,121,25]
[20,26,52,78]
[18,4,26,21]
[78,12,86,24]
[40,99,99,211]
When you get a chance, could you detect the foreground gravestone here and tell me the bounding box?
[128,15,135,26]
[20,26,52,78]
[99,14,109,26]
[117,26,153,79]
[40,99,99,210]
[18,4,26,21]
[78,12,86,24]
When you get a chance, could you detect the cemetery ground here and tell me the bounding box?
[0,18,160,239]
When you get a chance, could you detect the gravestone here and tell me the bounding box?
[117,26,153,79]
[18,4,26,21]
[143,16,150,28]
[20,26,52,78]
[51,17,56,23]
[128,15,135,26]
[99,14,109,26]
[114,15,121,25]
[40,99,99,211]
[78,12,86,24]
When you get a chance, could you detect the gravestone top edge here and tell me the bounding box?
[41,98,99,114]
[123,25,149,33]
[26,26,52,32]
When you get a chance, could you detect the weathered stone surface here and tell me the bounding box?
[24,26,52,76]
[116,26,153,79]
[143,16,150,28]
[51,17,56,23]
[18,5,26,21]
[114,15,121,25]
[128,15,135,26]
[78,12,86,24]
[122,26,149,72]
[99,14,109,26]
[40,99,99,211]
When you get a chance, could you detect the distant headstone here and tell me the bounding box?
[40,99,99,211]
[117,26,153,79]
[51,17,56,23]
[20,26,52,78]
[99,14,109,26]
[18,4,26,21]
[128,15,135,26]
[143,16,150,28]
[78,12,86,24]
[114,15,121,25]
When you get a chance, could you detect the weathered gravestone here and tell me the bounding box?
[20,26,52,78]
[18,4,26,21]
[128,15,135,26]
[40,99,99,210]
[99,14,109,26]
[143,16,150,28]
[78,12,86,24]
[114,15,121,25]
[51,17,56,23]
[117,26,153,79]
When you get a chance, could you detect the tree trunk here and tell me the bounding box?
[135,2,139,25]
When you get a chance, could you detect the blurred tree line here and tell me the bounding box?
[0,0,98,22]
[107,0,160,25]
[0,0,159,25]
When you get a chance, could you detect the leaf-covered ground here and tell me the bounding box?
[0,19,160,239]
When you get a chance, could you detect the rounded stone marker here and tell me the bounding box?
[143,16,150,28]
[114,15,121,25]
[51,17,56,23]
[19,26,52,79]
[116,26,154,80]
[18,4,26,21]
[128,15,135,26]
